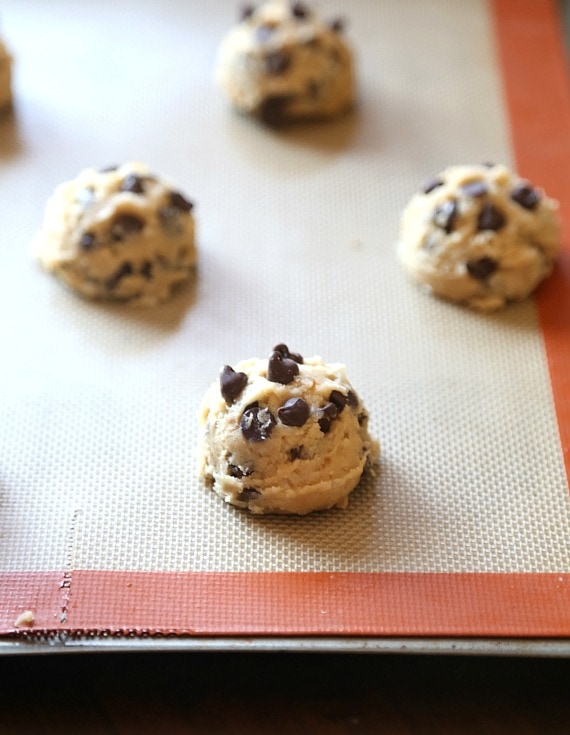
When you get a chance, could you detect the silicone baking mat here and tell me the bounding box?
[1,0,569,643]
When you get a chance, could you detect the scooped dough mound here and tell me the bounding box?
[0,39,12,111]
[215,0,354,125]
[32,162,197,306]
[198,344,379,515]
[398,164,561,311]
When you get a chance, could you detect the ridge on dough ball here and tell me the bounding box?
[198,345,379,516]
[215,0,355,125]
[397,163,561,311]
[32,162,197,307]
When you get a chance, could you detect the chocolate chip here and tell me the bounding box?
[422,178,444,195]
[511,183,540,210]
[328,17,346,33]
[259,95,293,125]
[289,446,304,461]
[220,365,248,404]
[329,390,348,413]
[240,3,255,20]
[466,256,498,280]
[237,487,261,502]
[264,50,291,75]
[482,162,495,168]
[317,402,338,434]
[477,202,506,231]
[79,232,97,251]
[106,261,133,290]
[433,199,458,233]
[228,463,252,479]
[272,343,303,364]
[278,397,309,427]
[110,214,145,240]
[461,180,487,198]
[241,406,276,442]
[357,411,367,426]
[140,261,153,280]
[291,1,310,19]
[346,391,358,408]
[100,165,118,173]
[267,350,299,385]
[120,174,146,194]
[169,191,194,213]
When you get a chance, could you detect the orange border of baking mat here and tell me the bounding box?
[2,0,569,638]
[494,0,570,483]
[1,571,569,636]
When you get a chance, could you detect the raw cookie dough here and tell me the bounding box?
[32,162,197,306]
[215,0,354,125]
[0,38,12,111]
[398,164,561,311]
[198,344,379,515]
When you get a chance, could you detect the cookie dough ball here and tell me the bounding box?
[215,0,354,125]
[198,344,379,515]
[398,164,561,311]
[0,39,12,111]
[32,162,197,306]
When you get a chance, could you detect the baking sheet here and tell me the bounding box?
[0,0,569,649]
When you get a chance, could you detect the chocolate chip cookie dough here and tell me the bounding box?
[32,162,197,306]
[0,38,12,111]
[398,164,561,311]
[198,344,379,515]
[215,0,354,125]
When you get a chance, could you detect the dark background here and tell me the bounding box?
[1,651,569,734]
